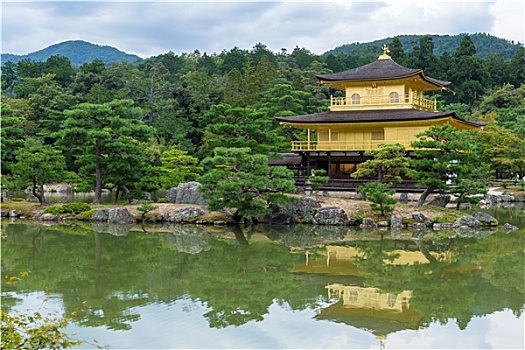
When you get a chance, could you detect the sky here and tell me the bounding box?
[2,0,524,59]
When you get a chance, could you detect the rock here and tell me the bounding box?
[0,210,8,217]
[471,212,498,226]
[412,212,430,225]
[454,215,480,228]
[398,193,408,204]
[91,209,109,222]
[9,210,18,218]
[502,223,518,232]
[108,208,135,224]
[360,217,377,228]
[378,221,389,227]
[34,213,61,221]
[165,182,205,205]
[313,206,348,225]
[167,207,205,223]
[262,196,321,224]
[514,195,525,202]
[390,214,403,228]
[269,213,292,225]
[458,203,472,210]
[428,195,451,207]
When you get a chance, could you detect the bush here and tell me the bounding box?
[44,202,92,215]
[79,209,97,221]
[156,198,169,203]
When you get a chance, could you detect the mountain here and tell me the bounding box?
[324,33,522,59]
[1,40,142,66]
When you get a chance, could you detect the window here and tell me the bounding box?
[390,91,400,103]
[387,294,397,307]
[371,131,385,140]
[351,93,361,105]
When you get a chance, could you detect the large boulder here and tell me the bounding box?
[166,207,205,223]
[262,196,322,224]
[390,214,403,228]
[360,217,377,228]
[454,215,480,228]
[313,206,348,225]
[428,194,451,207]
[471,212,498,226]
[108,208,135,224]
[165,182,205,205]
[34,213,61,221]
[412,212,431,225]
[91,209,109,222]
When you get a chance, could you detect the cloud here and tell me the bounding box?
[2,1,523,58]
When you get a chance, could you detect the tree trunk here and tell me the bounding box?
[31,177,46,205]
[93,138,103,204]
[416,185,435,207]
[114,186,120,204]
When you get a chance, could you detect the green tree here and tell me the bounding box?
[448,35,487,108]
[389,36,406,64]
[159,148,202,189]
[198,147,295,224]
[409,124,484,207]
[1,103,28,175]
[509,46,525,88]
[476,115,525,178]
[360,181,396,216]
[43,55,76,87]
[198,103,287,158]
[59,99,154,203]
[12,138,66,205]
[350,143,409,183]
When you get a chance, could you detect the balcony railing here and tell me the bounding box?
[330,95,437,111]
[290,140,413,151]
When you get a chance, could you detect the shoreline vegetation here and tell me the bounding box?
[1,183,523,235]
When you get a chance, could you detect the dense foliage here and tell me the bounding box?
[1,34,524,207]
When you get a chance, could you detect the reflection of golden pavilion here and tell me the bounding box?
[318,284,423,337]
[291,245,435,338]
[327,284,412,312]
[326,245,451,265]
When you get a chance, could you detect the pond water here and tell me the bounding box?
[1,205,524,349]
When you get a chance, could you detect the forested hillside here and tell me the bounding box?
[1,40,142,66]
[325,33,521,59]
[1,33,520,67]
[1,34,524,207]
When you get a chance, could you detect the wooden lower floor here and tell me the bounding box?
[271,151,425,192]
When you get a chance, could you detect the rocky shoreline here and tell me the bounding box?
[2,182,521,234]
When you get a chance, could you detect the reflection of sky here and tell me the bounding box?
[7,292,524,349]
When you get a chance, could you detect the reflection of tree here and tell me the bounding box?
[1,223,312,330]
[2,223,523,334]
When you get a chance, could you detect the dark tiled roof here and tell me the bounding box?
[315,59,451,87]
[267,154,303,166]
[275,109,485,127]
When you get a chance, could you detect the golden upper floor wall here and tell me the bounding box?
[317,49,451,112]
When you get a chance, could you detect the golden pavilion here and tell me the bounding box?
[275,46,485,190]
